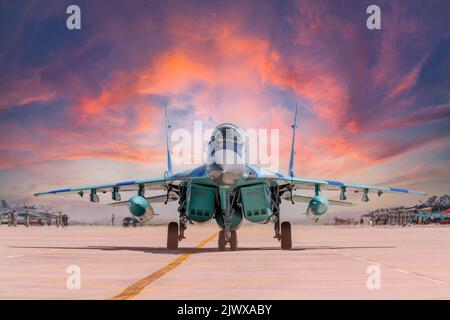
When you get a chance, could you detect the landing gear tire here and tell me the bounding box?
[218,230,226,251]
[218,230,238,251]
[280,222,292,250]
[167,222,179,250]
[229,230,238,251]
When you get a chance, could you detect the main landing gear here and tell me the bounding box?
[167,219,188,250]
[168,219,290,251]
[275,220,292,250]
[167,222,179,249]
[218,229,238,251]
[280,222,292,250]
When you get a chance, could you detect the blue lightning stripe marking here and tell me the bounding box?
[326,180,344,186]
[115,181,136,186]
[171,165,207,179]
[49,188,71,193]
[191,165,207,177]
[390,188,408,193]
[275,172,286,179]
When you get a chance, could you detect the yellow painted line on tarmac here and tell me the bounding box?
[110,232,218,300]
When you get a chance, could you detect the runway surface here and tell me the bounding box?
[1,224,450,299]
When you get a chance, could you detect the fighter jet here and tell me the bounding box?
[0,200,11,223]
[35,106,425,250]
[0,200,57,225]
[15,206,59,225]
[0,200,10,213]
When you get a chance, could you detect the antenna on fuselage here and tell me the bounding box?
[164,104,173,177]
[288,105,299,178]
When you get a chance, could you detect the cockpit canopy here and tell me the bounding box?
[209,123,244,157]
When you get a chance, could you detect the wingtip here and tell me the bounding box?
[409,190,427,196]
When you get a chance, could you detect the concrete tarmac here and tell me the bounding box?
[1,224,449,299]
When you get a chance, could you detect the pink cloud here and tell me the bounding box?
[0,0,447,194]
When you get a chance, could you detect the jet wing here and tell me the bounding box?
[245,167,426,196]
[34,177,177,197]
[287,176,426,196]
[34,165,210,198]
[282,176,424,196]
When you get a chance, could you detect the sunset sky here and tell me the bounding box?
[0,0,449,221]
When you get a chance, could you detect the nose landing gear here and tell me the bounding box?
[218,230,238,251]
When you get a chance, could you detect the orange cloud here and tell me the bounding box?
[0,0,447,189]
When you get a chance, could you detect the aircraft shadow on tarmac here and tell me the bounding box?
[10,245,396,254]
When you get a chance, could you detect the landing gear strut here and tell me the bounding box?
[274,218,281,240]
[218,229,238,251]
[179,216,188,240]
[220,187,233,242]
[167,214,190,250]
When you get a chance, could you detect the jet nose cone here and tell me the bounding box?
[207,148,246,184]
[208,162,245,185]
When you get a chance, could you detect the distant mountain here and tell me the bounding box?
[416,195,450,211]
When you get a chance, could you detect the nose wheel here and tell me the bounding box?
[218,230,238,251]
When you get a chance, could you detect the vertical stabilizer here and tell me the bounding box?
[288,105,299,177]
[164,104,173,177]
[0,200,9,208]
